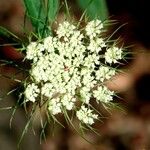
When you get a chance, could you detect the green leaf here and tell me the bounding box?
[23,0,46,35]
[47,0,59,23]
[76,0,109,21]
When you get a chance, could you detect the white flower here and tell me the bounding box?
[87,38,106,53]
[80,67,89,75]
[24,83,39,102]
[85,20,103,39]
[93,86,114,103]
[105,47,123,64]
[76,105,98,125]
[43,36,56,52]
[61,93,76,110]
[62,71,70,82]
[80,87,91,104]
[84,53,99,68]
[96,66,116,82]
[26,42,44,62]
[56,21,76,40]
[48,98,62,115]
[30,56,51,82]
[69,31,83,47]
[41,83,54,98]
[24,19,124,126]
[82,73,96,88]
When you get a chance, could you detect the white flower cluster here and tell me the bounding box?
[76,105,98,125]
[24,20,123,125]
[93,86,114,103]
[24,83,40,102]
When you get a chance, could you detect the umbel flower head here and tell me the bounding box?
[24,19,123,125]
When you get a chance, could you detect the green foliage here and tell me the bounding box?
[76,0,108,21]
[23,0,46,34]
[23,0,59,37]
[47,0,59,23]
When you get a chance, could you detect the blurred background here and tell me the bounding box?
[0,0,150,149]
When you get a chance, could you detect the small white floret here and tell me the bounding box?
[85,20,103,39]
[93,86,114,103]
[96,66,116,82]
[76,105,98,125]
[48,98,62,115]
[105,47,123,64]
[24,83,39,102]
